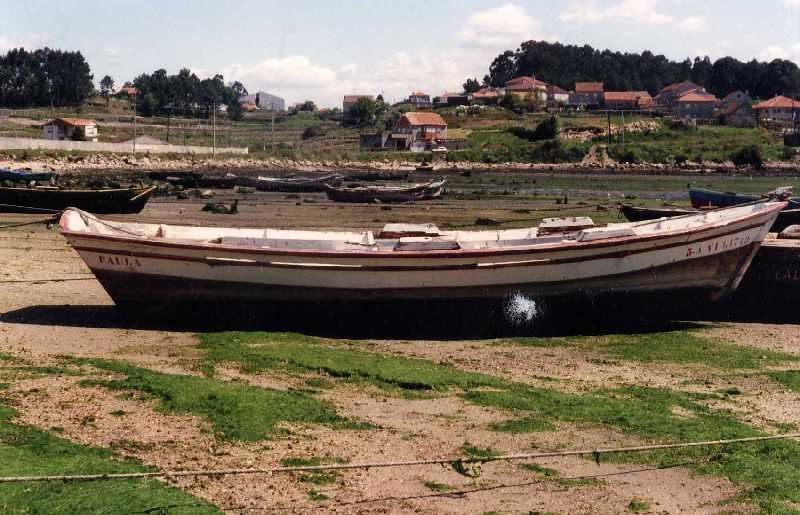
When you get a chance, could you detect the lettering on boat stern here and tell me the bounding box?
[686,234,752,257]
[97,254,142,269]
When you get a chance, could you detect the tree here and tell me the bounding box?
[139,93,157,117]
[347,97,377,126]
[0,47,94,107]
[463,78,481,93]
[298,100,317,111]
[480,40,800,98]
[100,75,114,107]
[227,99,243,121]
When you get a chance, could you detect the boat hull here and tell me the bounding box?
[690,188,800,209]
[0,187,154,214]
[64,213,776,312]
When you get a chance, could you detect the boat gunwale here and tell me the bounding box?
[70,221,768,271]
[0,185,156,195]
[59,202,785,259]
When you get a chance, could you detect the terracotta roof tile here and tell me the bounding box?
[753,95,800,110]
[48,118,97,126]
[677,92,717,102]
[401,112,447,126]
[575,82,604,93]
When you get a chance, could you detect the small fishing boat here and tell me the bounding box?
[621,203,800,233]
[344,171,409,182]
[255,174,343,192]
[0,168,56,183]
[689,187,800,209]
[325,179,446,203]
[196,173,240,189]
[60,201,784,314]
[0,186,155,214]
[619,204,698,222]
[146,171,203,182]
[733,227,800,310]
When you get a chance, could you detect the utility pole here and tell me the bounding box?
[263,121,267,152]
[212,102,217,157]
[271,110,276,152]
[166,107,171,143]
[607,111,612,145]
[133,91,137,159]
[621,110,625,145]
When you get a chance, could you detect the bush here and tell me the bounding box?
[607,145,640,164]
[506,116,560,142]
[528,139,586,163]
[730,145,764,169]
[674,154,688,165]
[302,125,322,140]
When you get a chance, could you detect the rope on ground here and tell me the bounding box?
[0,433,797,484]
[0,216,59,230]
[0,276,95,284]
[0,203,61,214]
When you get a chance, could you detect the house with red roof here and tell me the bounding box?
[394,112,447,152]
[470,87,502,105]
[675,91,718,120]
[504,76,548,103]
[655,81,706,108]
[603,91,653,110]
[719,101,755,128]
[408,91,432,106]
[42,118,99,142]
[546,85,569,106]
[752,95,800,122]
[568,82,604,108]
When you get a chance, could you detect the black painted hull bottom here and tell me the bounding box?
[88,245,756,337]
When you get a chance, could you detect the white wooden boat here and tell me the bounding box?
[59,202,785,311]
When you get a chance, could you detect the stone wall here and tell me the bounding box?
[0,137,248,155]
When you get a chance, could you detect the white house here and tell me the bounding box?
[42,118,99,142]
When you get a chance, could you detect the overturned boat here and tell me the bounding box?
[325,179,445,203]
[59,202,784,315]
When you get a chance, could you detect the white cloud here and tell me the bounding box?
[560,0,672,25]
[218,4,555,107]
[759,43,800,62]
[675,16,709,32]
[459,4,543,48]
[0,33,50,52]
[784,0,800,8]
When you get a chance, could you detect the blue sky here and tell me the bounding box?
[1,0,799,106]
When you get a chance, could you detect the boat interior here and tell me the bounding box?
[61,202,781,252]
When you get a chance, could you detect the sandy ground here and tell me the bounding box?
[1,194,798,513]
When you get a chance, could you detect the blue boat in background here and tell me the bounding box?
[689,187,800,209]
[0,168,56,183]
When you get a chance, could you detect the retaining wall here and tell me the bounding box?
[0,137,248,155]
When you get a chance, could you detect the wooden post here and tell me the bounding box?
[132,92,137,158]
[212,102,217,157]
[607,111,611,145]
[621,110,625,145]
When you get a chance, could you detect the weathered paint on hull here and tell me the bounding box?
[89,243,756,309]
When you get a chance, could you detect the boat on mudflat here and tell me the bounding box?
[619,204,698,222]
[731,225,800,312]
[0,168,56,183]
[59,201,784,315]
[255,174,343,192]
[621,203,800,233]
[325,179,446,203]
[146,171,204,182]
[0,186,155,214]
[689,187,800,209]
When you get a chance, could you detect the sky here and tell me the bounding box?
[1,0,799,107]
